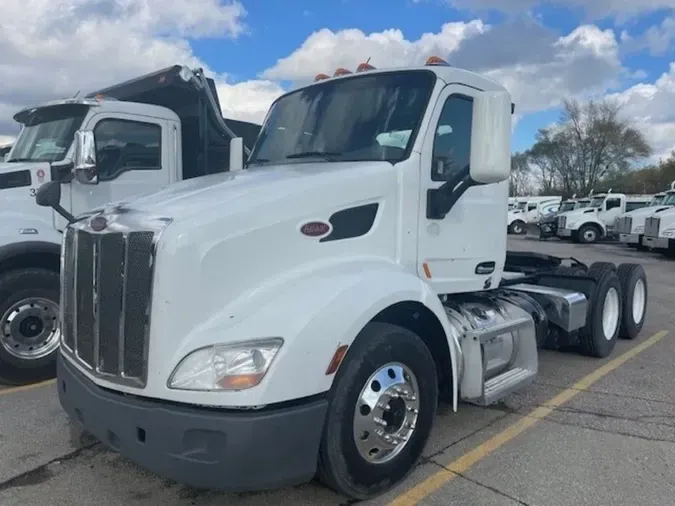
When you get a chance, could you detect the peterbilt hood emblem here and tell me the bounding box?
[90,215,108,231]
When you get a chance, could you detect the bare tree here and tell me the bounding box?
[510,152,533,196]
[525,98,651,195]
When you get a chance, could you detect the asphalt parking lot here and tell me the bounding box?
[1,233,674,506]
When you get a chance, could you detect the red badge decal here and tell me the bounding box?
[300,221,331,237]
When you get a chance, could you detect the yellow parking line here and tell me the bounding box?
[0,378,56,396]
[389,329,669,506]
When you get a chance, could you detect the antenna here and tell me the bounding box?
[73,90,80,98]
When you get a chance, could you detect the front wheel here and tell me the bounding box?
[578,224,601,244]
[509,221,527,235]
[317,322,438,500]
[0,268,60,385]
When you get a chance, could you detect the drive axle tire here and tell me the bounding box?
[317,322,438,500]
[578,267,622,358]
[0,268,60,386]
[616,263,647,340]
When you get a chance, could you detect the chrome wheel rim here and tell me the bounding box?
[353,362,420,464]
[1,297,60,360]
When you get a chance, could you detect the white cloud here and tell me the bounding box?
[621,16,675,56]
[260,21,622,117]
[0,0,247,135]
[216,79,285,123]
[607,62,675,162]
[262,21,488,82]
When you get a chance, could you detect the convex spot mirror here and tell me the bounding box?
[73,130,98,185]
[469,90,512,185]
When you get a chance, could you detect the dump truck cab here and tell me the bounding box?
[0,65,260,384]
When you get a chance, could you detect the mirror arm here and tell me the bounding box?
[53,203,76,224]
[426,165,476,220]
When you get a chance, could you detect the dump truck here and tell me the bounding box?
[43,58,649,500]
[0,65,260,384]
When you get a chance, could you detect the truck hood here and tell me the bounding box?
[123,161,393,221]
[560,208,598,221]
[625,205,672,218]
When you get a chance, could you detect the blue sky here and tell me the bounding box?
[1,0,673,160]
[185,0,674,156]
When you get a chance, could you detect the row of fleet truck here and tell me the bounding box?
[0,59,654,500]
[509,189,675,256]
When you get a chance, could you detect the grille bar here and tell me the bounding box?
[645,217,660,238]
[61,222,158,388]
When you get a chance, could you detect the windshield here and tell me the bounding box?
[7,104,88,163]
[248,70,435,165]
[560,202,575,212]
[589,197,605,208]
[662,193,675,205]
[650,195,666,206]
[575,200,590,209]
[516,202,527,210]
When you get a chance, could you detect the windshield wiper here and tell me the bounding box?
[286,151,342,161]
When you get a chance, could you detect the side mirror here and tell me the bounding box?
[229,137,244,172]
[73,130,98,185]
[469,90,512,184]
[35,181,75,223]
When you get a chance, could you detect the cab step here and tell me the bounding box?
[460,315,538,406]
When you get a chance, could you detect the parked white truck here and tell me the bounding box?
[642,187,675,256]
[0,65,260,384]
[556,192,652,243]
[615,189,675,249]
[507,196,561,234]
[43,58,649,500]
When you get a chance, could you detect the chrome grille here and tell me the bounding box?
[644,217,660,238]
[557,216,567,229]
[615,216,633,234]
[60,210,170,387]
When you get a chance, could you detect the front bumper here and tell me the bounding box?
[642,236,670,249]
[557,228,572,237]
[57,354,328,492]
[619,233,640,245]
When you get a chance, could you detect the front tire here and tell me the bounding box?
[509,221,527,235]
[578,224,601,244]
[318,322,438,500]
[0,268,60,385]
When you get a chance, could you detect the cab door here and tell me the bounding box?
[417,84,508,294]
[57,113,172,228]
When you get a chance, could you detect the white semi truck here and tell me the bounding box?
[615,188,675,249]
[0,65,260,384]
[43,58,649,500]
[642,188,675,256]
[556,191,652,244]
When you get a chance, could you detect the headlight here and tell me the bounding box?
[168,338,283,391]
[663,229,675,237]
[634,225,644,233]
[566,221,577,228]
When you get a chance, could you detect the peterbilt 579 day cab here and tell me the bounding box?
[0,65,260,384]
[556,192,652,244]
[537,195,586,239]
[43,58,650,500]
[615,188,675,249]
